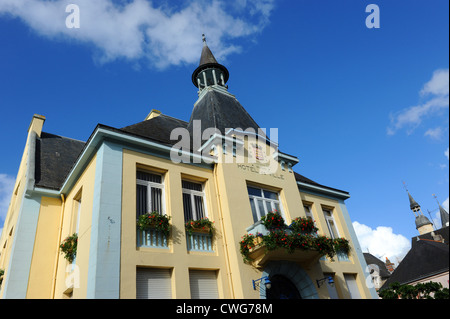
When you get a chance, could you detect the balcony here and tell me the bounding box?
[241,215,350,269]
[185,218,215,253]
[186,232,214,252]
[137,229,169,249]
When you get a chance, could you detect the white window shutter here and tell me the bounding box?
[136,268,172,299]
[189,270,219,299]
[344,274,361,299]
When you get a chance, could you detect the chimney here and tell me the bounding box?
[28,114,46,137]
[385,257,395,273]
[145,109,161,121]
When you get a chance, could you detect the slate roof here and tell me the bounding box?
[294,172,349,195]
[121,114,188,146]
[380,236,449,289]
[363,253,392,279]
[35,132,85,190]
[412,226,449,247]
[187,89,262,136]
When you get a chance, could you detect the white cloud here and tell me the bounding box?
[387,69,449,135]
[424,126,443,140]
[445,147,449,160]
[353,221,410,265]
[420,69,450,97]
[0,174,16,235]
[0,0,275,69]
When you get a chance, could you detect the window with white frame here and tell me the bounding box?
[136,171,164,217]
[323,209,339,239]
[247,186,282,223]
[303,205,314,220]
[182,180,206,222]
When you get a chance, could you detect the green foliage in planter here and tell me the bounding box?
[333,237,351,256]
[312,235,336,259]
[289,217,318,234]
[137,212,171,236]
[261,211,286,230]
[60,233,78,263]
[239,230,349,263]
[239,233,259,263]
[185,217,215,235]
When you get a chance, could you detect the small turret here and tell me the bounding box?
[191,34,230,95]
[404,183,434,235]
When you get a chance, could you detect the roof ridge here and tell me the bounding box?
[417,238,446,244]
[158,113,189,124]
[41,131,86,144]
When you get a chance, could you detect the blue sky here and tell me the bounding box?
[0,0,448,264]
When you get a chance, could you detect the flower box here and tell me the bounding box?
[60,233,78,263]
[185,218,215,236]
[137,212,171,237]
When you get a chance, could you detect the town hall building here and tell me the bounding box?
[0,37,377,299]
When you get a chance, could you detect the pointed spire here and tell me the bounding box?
[408,192,421,211]
[199,34,219,65]
[403,181,420,212]
[192,34,229,94]
[403,183,433,235]
[433,194,449,228]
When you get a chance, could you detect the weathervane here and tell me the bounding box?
[432,193,440,205]
[402,181,408,192]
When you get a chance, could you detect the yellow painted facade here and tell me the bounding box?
[0,111,376,299]
[0,43,377,300]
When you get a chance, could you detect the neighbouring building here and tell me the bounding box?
[363,253,392,292]
[0,37,377,299]
[380,192,449,291]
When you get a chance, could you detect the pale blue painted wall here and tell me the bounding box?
[2,194,41,299]
[86,141,123,299]
[338,200,378,299]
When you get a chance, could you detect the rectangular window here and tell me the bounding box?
[189,270,219,299]
[323,209,339,239]
[344,274,361,299]
[136,268,172,299]
[182,181,206,222]
[72,197,81,235]
[136,171,164,216]
[247,186,282,223]
[71,196,81,267]
[303,205,313,220]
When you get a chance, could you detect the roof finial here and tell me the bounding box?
[402,181,408,192]
[202,34,207,46]
[432,193,440,205]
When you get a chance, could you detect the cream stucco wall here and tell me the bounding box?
[120,149,231,299]
[53,153,97,299]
